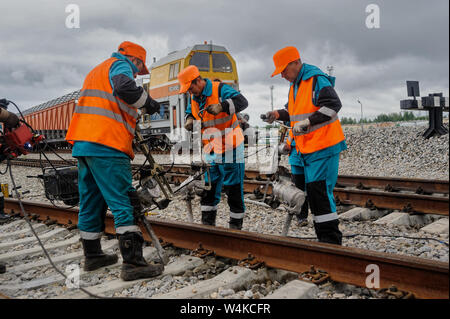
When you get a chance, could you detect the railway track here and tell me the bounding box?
[7,158,449,216]
[2,198,448,299]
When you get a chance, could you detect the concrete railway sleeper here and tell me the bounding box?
[0,216,361,300]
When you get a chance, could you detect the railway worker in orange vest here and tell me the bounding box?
[178,65,249,230]
[66,41,164,281]
[264,46,347,245]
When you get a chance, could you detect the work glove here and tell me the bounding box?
[293,118,310,134]
[184,117,194,131]
[144,97,160,115]
[278,143,291,155]
[5,112,20,129]
[263,111,279,124]
[206,103,222,116]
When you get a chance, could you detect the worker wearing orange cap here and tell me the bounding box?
[263,46,347,245]
[177,65,249,230]
[66,41,164,280]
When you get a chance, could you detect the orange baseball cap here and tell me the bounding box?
[271,46,300,77]
[118,41,150,75]
[177,65,200,93]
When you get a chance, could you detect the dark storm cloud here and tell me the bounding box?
[0,0,448,125]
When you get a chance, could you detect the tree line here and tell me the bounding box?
[340,111,428,125]
[258,111,430,129]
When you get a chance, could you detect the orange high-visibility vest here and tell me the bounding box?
[66,57,139,159]
[288,77,345,154]
[191,81,244,154]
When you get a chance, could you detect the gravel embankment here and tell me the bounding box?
[338,123,449,180]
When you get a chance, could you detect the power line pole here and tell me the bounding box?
[270,85,274,111]
[357,99,364,132]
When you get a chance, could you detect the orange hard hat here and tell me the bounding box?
[271,46,300,77]
[118,41,150,75]
[177,65,200,93]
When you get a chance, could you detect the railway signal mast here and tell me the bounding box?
[400,81,449,139]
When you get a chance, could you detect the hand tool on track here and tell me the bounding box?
[137,212,169,265]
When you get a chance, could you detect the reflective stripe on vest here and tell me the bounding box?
[74,105,136,136]
[288,77,345,154]
[290,112,339,136]
[191,81,244,154]
[79,89,138,119]
[66,57,138,159]
[202,114,234,128]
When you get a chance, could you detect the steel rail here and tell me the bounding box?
[336,175,449,195]
[333,188,449,216]
[4,198,449,299]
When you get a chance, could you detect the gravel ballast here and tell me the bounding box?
[1,122,448,271]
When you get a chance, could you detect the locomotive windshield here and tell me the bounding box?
[189,52,209,71]
[212,53,232,73]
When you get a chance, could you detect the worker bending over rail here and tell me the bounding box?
[66,41,163,281]
[178,65,249,230]
[264,46,346,245]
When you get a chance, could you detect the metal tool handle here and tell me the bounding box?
[134,129,173,199]
[260,114,292,129]
[139,215,169,265]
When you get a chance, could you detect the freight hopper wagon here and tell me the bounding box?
[142,43,240,142]
[21,90,80,149]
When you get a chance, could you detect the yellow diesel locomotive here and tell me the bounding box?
[140,43,239,137]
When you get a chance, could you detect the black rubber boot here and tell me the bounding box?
[201,210,217,226]
[0,262,6,274]
[313,220,343,245]
[81,238,118,271]
[229,217,243,230]
[118,232,164,281]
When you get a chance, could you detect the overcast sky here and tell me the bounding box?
[0,0,448,127]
